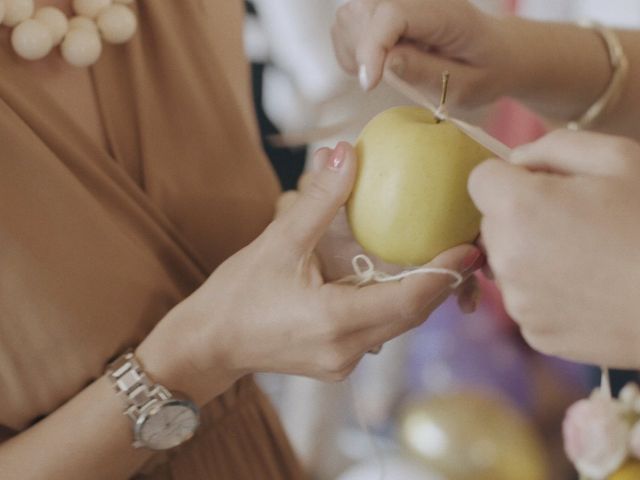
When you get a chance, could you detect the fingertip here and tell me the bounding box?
[310,147,334,172]
[467,158,501,201]
[508,144,534,166]
[334,141,357,169]
[426,244,482,280]
[359,64,383,91]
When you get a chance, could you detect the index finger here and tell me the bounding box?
[510,130,640,177]
[468,159,549,217]
[356,1,408,90]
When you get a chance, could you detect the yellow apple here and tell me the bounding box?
[347,106,492,266]
[610,461,640,480]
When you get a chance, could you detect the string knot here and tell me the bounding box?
[340,254,464,288]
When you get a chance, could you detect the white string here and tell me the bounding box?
[383,71,513,160]
[268,71,513,160]
[434,105,449,123]
[339,254,464,288]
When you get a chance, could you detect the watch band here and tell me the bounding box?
[106,350,172,423]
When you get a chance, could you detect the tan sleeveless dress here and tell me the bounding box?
[0,1,306,478]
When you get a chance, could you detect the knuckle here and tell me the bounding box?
[318,293,349,339]
[318,347,351,377]
[323,359,359,383]
[304,175,334,203]
[323,369,349,383]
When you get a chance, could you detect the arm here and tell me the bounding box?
[332,0,640,139]
[0,377,152,480]
[0,308,237,480]
[0,144,481,479]
[502,17,640,139]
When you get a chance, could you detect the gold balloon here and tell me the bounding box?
[610,460,640,480]
[399,391,549,480]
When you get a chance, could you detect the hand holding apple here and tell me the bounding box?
[469,130,640,369]
[277,143,485,313]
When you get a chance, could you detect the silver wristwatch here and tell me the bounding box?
[107,351,200,451]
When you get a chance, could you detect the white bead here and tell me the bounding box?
[97,4,136,44]
[11,18,53,60]
[68,16,97,32]
[72,0,110,19]
[61,28,102,67]
[34,7,68,46]
[3,0,34,27]
[0,0,6,25]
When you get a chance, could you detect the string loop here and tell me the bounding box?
[339,254,464,288]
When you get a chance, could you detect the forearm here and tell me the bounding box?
[0,304,236,480]
[502,17,640,139]
[0,376,152,480]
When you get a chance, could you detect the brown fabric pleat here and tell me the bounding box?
[0,0,305,478]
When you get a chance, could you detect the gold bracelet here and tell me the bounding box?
[568,22,629,131]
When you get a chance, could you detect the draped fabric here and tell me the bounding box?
[0,1,305,478]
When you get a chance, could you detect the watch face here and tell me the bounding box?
[135,399,200,450]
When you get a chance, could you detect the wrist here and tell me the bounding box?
[502,17,611,122]
[135,300,244,407]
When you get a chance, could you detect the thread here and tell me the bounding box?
[339,254,464,288]
[267,71,513,160]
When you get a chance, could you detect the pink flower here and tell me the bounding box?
[563,393,629,479]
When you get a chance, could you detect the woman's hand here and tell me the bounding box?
[331,0,514,108]
[279,153,484,312]
[468,130,640,369]
[141,143,481,405]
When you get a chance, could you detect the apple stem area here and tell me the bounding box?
[435,71,450,124]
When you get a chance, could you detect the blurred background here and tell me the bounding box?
[242,1,640,479]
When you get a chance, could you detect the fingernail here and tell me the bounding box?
[359,64,371,91]
[388,56,406,78]
[328,143,347,170]
[460,249,485,275]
